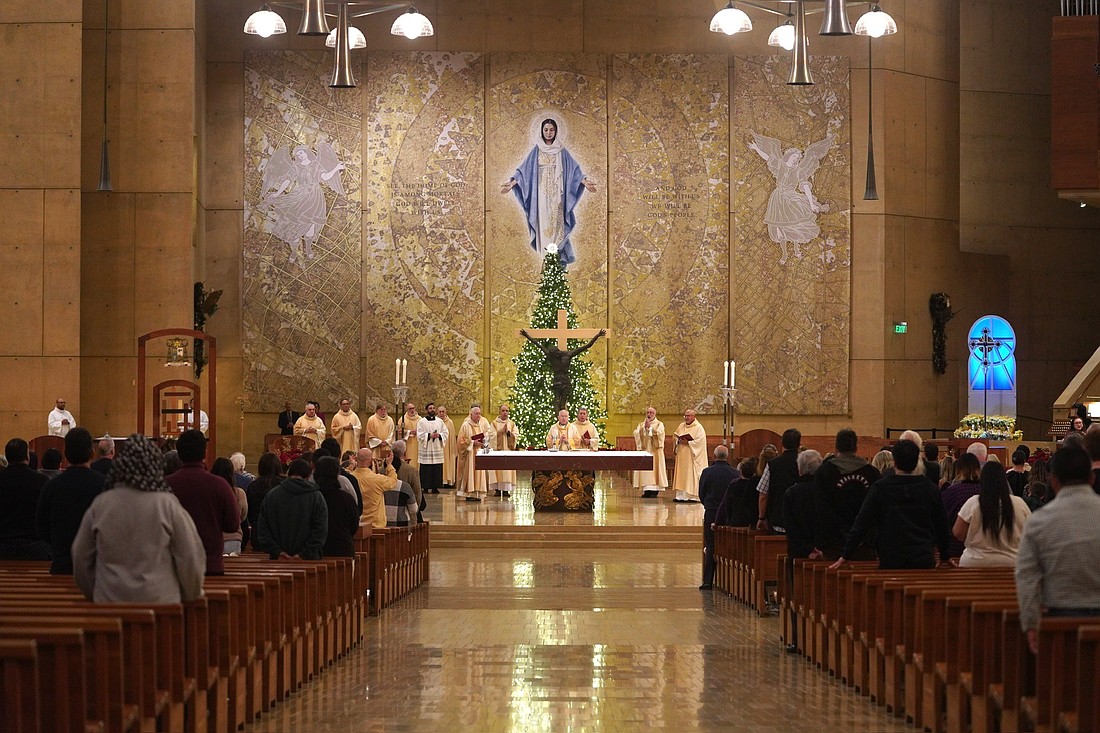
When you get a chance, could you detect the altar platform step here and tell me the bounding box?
[430,524,700,550]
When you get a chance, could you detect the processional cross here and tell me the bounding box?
[518,309,608,413]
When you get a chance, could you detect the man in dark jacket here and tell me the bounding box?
[36,428,108,573]
[278,401,300,435]
[255,459,328,560]
[0,438,51,560]
[166,429,240,574]
[829,440,950,570]
[757,428,801,534]
[782,449,822,651]
[812,428,881,560]
[698,445,739,590]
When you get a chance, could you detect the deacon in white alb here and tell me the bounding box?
[416,402,448,495]
[48,397,76,437]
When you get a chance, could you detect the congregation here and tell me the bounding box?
[698,423,1100,656]
[8,395,1100,661]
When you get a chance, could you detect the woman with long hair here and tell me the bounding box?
[212,457,248,556]
[1023,459,1051,511]
[952,461,1031,566]
[314,456,359,558]
[246,453,284,550]
[871,450,894,475]
[938,454,955,489]
[940,452,983,559]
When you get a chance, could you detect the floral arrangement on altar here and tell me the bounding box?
[273,436,308,467]
[953,413,1023,441]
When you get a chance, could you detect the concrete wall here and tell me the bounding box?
[960,0,1100,440]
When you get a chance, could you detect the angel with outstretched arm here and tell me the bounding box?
[260,142,346,264]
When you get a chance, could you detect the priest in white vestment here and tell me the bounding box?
[633,406,668,498]
[48,398,76,437]
[329,398,362,456]
[456,405,494,502]
[490,404,519,498]
[671,409,707,502]
[438,405,457,487]
[545,409,580,450]
[365,403,395,461]
[293,401,326,448]
[571,407,600,451]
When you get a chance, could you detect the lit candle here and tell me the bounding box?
[730,361,736,389]
[401,359,408,384]
[395,359,400,386]
[724,360,730,388]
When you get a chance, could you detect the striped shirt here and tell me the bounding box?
[1015,484,1100,631]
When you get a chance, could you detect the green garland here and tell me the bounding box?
[508,251,606,448]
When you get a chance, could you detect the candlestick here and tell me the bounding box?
[395,359,400,385]
[401,359,407,384]
[724,360,730,388]
[730,361,736,389]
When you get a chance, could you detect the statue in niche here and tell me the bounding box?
[260,143,345,267]
[747,130,835,265]
[501,114,597,268]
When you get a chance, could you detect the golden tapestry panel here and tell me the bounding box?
[364,52,485,412]
[610,54,729,415]
[487,54,609,411]
[243,51,362,411]
[732,56,851,415]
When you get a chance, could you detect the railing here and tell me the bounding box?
[1061,0,1098,15]
[883,427,956,439]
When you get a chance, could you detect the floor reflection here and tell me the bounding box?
[244,479,913,733]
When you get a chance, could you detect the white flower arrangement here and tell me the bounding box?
[953,413,1023,441]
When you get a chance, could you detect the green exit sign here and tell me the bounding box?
[894,322,908,334]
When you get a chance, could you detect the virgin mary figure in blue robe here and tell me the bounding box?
[503,117,592,267]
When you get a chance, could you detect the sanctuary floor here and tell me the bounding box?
[243,475,909,732]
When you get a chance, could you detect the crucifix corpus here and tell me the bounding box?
[519,309,607,413]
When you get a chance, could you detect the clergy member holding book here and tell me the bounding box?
[456,405,494,502]
[571,407,600,451]
[672,409,707,502]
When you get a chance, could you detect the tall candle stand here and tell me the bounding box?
[720,386,738,453]
[392,383,408,419]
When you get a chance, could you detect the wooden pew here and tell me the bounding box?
[0,639,38,733]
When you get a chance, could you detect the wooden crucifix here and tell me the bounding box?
[518,309,607,413]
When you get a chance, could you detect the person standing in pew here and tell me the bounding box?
[810,428,880,560]
[254,459,328,560]
[313,456,359,558]
[36,428,108,574]
[952,460,1031,568]
[0,438,51,560]
[756,428,801,534]
[828,439,951,571]
[699,445,739,590]
[1015,444,1100,654]
[72,434,206,603]
[166,430,241,575]
[783,449,822,652]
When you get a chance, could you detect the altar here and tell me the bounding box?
[474,450,653,512]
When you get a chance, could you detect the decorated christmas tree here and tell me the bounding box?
[509,248,607,448]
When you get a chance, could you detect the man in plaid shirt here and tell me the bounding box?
[384,478,420,527]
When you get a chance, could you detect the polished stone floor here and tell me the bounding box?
[244,477,910,732]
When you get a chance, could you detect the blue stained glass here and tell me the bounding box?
[967,315,1016,391]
